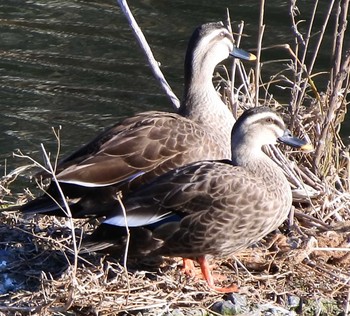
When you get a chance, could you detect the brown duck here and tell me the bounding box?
[20,21,255,217]
[84,107,311,292]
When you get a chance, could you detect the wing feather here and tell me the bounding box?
[55,112,226,187]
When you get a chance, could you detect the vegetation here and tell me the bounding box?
[0,0,349,315]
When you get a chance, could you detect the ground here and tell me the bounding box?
[0,176,349,315]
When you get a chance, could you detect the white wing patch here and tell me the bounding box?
[104,210,173,227]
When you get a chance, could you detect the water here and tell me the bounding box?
[0,0,337,177]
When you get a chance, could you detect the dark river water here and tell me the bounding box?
[0,0,339,178]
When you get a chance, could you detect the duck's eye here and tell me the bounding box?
[265,118,273,124]
[219,31,226,38]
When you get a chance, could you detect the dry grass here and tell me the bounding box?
[1,0,350,315]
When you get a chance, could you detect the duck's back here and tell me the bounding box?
[55,111,231,187]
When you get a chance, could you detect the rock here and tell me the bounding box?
[211,293,249,315]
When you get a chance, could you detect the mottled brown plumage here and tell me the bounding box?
[85,107,309,292]
[20,21,255,217]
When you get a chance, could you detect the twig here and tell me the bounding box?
[290,1,337,113]
[255,0,266,107]
[13,150,50,175]
[312,247,350,252]
[331,0,349,80]
[230,18,243,118]
[52,126,62,173]
[40,143,78,306]
[307,0,336,75]
[314,51,350,170]
[117,191,131,304]
[230,20,256,115]
[117,0,180,110]
[13,224,95,266]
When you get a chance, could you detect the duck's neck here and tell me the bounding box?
[179,58,235,153]
[232,143,289,188]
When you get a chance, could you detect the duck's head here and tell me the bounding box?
[231,107,310,161]
[184,22,255,83]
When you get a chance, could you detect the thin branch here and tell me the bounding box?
[332,0,349,78]
[255,0,266,107]
[314,50,350,169]
[52,125,62,173]
[40,143,78,288]
[118,191,131,304]
[117,0,180,110]
[307,0,336,75]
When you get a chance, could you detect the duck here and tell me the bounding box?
[20,21,255,217]
[82,107,311,293]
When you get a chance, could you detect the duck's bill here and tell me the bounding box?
[230,46,256,61]
[278,130,313,151]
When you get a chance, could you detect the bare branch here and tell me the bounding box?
[117,0,180,110]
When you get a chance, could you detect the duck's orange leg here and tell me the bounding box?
[182,258,197,277]
[197,257,239,293]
